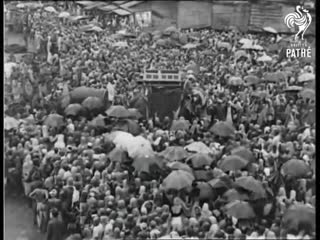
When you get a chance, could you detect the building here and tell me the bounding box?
[77,0,315,33]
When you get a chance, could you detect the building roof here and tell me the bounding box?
[78,1,145,15]
[112,8,132,16]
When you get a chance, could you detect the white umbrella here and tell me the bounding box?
[263,26,278,34]
[127,136,154,158]
[298,73,315,82]
[16,3,25,8]
[90,26,103,32]
[113,41,128,48]
[252,45,264,50]
[44,6,57,13]
[241,43,254,49]
[4,116,20,130]
[217,42,232,50]
[182,43,199,49]
[17,2,42,8]
[239,38,252,45]
[4,62,18,80]
[185,141,213,155]
[58,11,70,18]
[257,55,273,62]
[117,29,127,34]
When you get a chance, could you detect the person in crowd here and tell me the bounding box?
[4,3,315,240]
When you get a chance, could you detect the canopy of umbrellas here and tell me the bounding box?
[4,2,316,240]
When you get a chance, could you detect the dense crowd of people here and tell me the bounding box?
[5,3,315,240]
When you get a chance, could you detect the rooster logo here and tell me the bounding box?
[284,5,312,41]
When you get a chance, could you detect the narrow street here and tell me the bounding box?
[5,31,42,240]
[5,195,44,240]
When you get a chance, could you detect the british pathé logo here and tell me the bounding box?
[284,5,312,41]
[284,6,312,58]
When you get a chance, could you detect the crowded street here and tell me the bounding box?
[4,1,316,240]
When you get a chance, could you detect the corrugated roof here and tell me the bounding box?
[120,1,143,8]
[76,1,95,6]
[112,8,131,16]
[99,4,118,11]
[84,2,106,10]
[112,1,127,5]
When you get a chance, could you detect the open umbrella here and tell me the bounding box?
[281,159,312,178]
[88,26,103,32]
[231,147,255,162]
[17,2,42,9]
[263,26,278,34]
[193,169,214,181]
[225,200,256,219]
[133,155,164,173]
[298,73,315,82]
[88,115,106,128]
[156,39,167,47]
[82,97,104,112]
[228,76,243,86]
[304,80,315,90]
[222,189,250,202]
[107,146,129,163]
[241,42,254,50]
[235,50,247,60]
[170,119,190,131]
[239,38,252,45]
[186,153,214,169]
[210,121,235,137]
[112,131,135,148]
[217,42,232,51]
[69,15,89,22]
[181,43,199,49]
[113,119,141,136]
[184,141,213,155]
[44,6,57,13]
[106,105,130,119]
[127,108,143,119]
[197,182,216,200]
[22,115,36,125]
[159,146,189,162]
[69,87,106,103]
[112,41,128,48]
[251,45,264,51]
[64,103,84,116]
[208,175,233,190]
[218,155,249,172]
[282,204,315,233]
[163,26,178,35]
[4,116,20,130]
[284,86,303,92]
[43,114,64,128]
[127,136,154,159]
[58,11,70,18]
[262,73,280,83]
[235,176,266,199]
[162,170,194,191]
[299,89,315,100]
[244,75,260,85]
[251,91,268,99]
[186,62,200,75]
[167,162,193,174]
[257,55,272,62]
